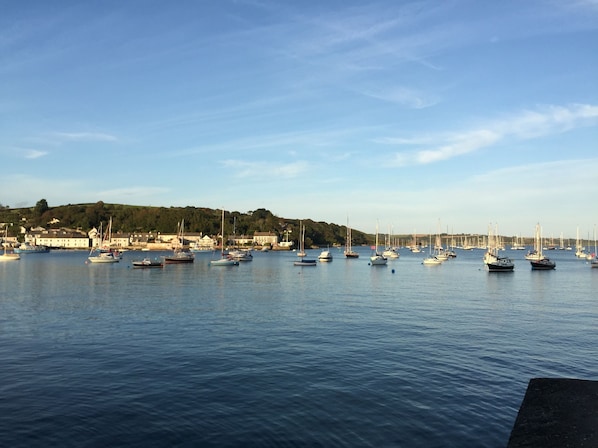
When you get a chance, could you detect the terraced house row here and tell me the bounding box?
[15,226,282,250]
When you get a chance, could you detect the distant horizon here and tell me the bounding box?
[6,199,596,241]
[1,2,596,238]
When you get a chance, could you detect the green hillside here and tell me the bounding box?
[0,200,371,247]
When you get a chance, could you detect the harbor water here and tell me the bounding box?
[1,248,597,447]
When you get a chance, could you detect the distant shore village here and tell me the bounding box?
[4,220,292,251]
[1,218,592,257]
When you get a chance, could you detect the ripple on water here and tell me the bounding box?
[1,249,597,447]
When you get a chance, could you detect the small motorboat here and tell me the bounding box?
[318,249,333,262]
[210,256,240,266]
[88,250,120,263]
[132,257,164,268]
[14,242,50,254]
[229,249,253,261]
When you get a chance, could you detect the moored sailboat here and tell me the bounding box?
[88,218,120,263]
[296,220,307,258]
[423,233,442,266]
[382,226,400,259]
[575,226,586,258]
[422,255,442,265]
[0,227,20,262]
[529,223,555,270]
[484,223,514,272]
[410,231,421,253]
[589,225,598,269]
[163,219,194,264]
[432,222,448,261]
[210,209,239,266]
[369,222,387,266]
[344,218,359,258]
[294,221,316,266]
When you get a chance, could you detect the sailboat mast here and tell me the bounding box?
[181,218,185,250]
[345,216,353,254]
[221,208,225,256]
[301,222,305,253]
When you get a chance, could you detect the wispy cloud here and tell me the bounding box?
[0,174,84,207]
[240,2,455,93]
[358,86,438,109]
[503,104,598,137]
[96,186,170,198]
[6,147,50,160]
[560,0,598,14]
[294,12,402,55]
[52,132,118,142]
[0,173,173,208]
[468,158,597,195]
[24,149,48,159]
[412,130,500,165]
[323,157,598,234]
[222,159,309,179]
[387,103,598,166]
[21,131,119,150]
[166,124,363,160]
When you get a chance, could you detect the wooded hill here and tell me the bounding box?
[0,200,371,248]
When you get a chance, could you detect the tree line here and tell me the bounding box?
[1,200,370,247]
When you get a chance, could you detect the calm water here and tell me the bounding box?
[1,248,597,447]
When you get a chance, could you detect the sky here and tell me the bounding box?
[1,0,597,238]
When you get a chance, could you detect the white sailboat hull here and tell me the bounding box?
[370,255,387,265]
[210,258,239,266]
[88,253,119,263]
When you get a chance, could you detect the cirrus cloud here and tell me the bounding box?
[386,103,598,166]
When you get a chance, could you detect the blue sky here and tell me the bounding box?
[1,0,597,238]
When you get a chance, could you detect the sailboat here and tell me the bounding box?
[87,218,120,263]
[382,225,400,259]
[423,233,442,265]
[530,223,555,270]
[0,226,20,262]
[590,225,598,269]
[410,231,421,253]
[433,221,448,261]
[511,234,526,250]
[445,228,457,258]
[163,219,194,264]
[344,218,359,258]
[369,222,387,266]
[524,236,543,261]
[296,220,307,257]
[484,223,514,272]
[294,222,316,266]
[210,209,239,266]
[575,226,586,258]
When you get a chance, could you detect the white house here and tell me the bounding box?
[232,234,254,246]
[253,232,278,246]
[35,229,90,249]
[190,234,216,250]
